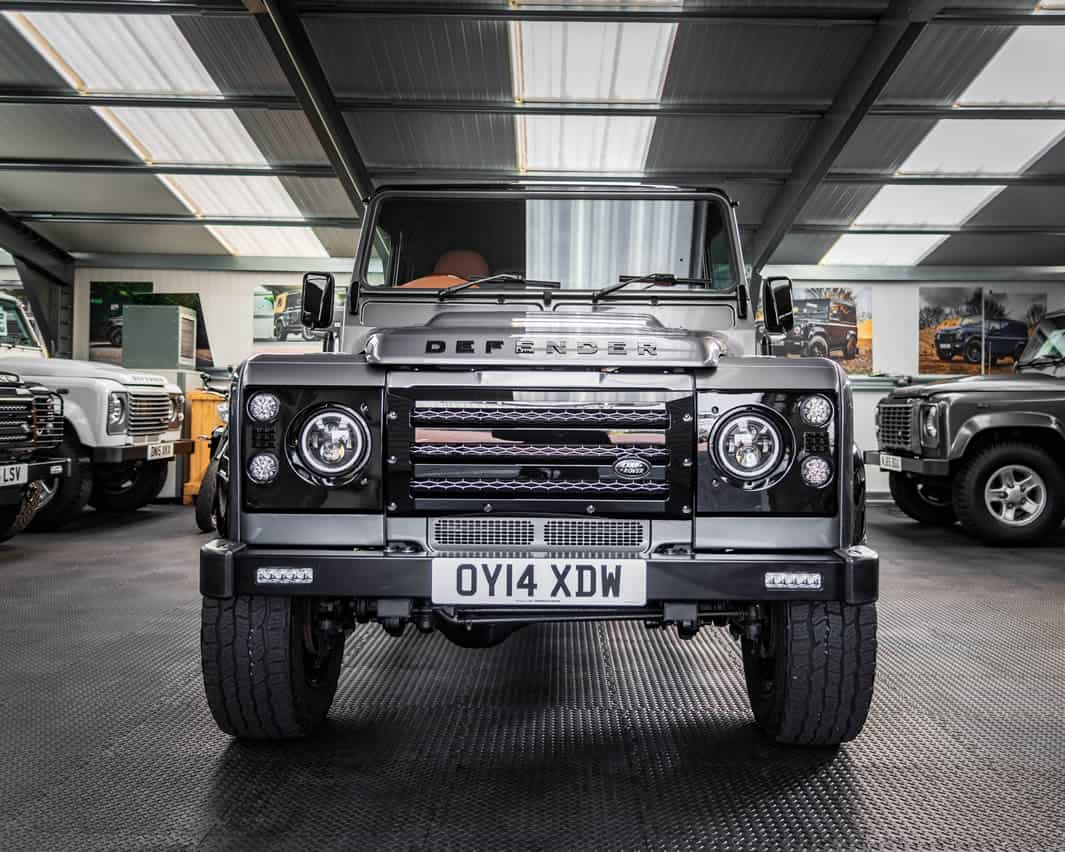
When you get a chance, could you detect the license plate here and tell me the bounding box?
[431,558,646,606]
[879,453,903,472]
[147,442,174,461]
[0,463,28,487]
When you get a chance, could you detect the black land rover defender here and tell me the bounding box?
[867,309,1065,544]
[0,371,69,542]
[779,297,858,360]
[200,186,878,746]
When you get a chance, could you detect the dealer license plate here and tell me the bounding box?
[431,558,646,606]
[0,463,28,487]
[879,453,902,472]
[147,442,175,461]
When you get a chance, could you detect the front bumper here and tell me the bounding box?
[200,539,879,606]
[0,456,71,503]
[864,450,950,476]
[93,438,195,464]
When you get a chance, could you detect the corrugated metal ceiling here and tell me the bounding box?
[30,221,227,255]
[175,15,290,95]
[0,104,140,161]
[345,112,517,170]
[0,15,66,88]
[304,16,512,101]
[0,172,190,216]
[646,116,817,171]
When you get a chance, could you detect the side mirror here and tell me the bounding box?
[301,272,335,329]
[762,276,794,334]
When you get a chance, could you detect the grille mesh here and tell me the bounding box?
[0,399,33,447]
[878,402,914,451]
[434,519,535,547]
[412,443,668,462]
[412,479,669,497]
[412,406,668,427]
[544,520,644,549]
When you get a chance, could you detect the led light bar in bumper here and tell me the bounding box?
[764,571,823,591]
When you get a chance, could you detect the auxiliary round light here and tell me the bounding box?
[799,394,833,427]
[247,392,281,423]
[248,452,280,484]
[713,411,785,481]
[297,406,371,481]
[801,455,833,489]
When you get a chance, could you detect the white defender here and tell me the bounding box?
[0,292,193,529]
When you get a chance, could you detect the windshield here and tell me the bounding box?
[361,195,739,291]
[796,299,829,320]
[1017,315,1065,366]
[0,299,39,349]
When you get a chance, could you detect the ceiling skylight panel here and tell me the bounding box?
[958,28,1065,105]
[164,176,303,218]
[522,115,656,172]
[106,108,268,164]
[820,234,948,266]
[208,226,329,258]
[512,21,677,102]
[898,119,1065,174]
[853,185,1003,227]
[9,13,218,94]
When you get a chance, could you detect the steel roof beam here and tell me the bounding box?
[253,0,374,211]
[749,0,946,274]
[0,206,73,288]
[790,224,1065,236]
[0,0,244,13]
[935,8,1065,25]
[0,159,336,177]
[11,212,358,227]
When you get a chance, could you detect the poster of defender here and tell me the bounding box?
[776,286,873,375]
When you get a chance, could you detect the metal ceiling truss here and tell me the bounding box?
[0,206,73,284]
[0,159,337,178]
[7,89,1065,122]
[253,0,374,210]
[749,0,946,274]
[12,211,358,227]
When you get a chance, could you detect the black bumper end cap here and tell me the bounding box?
[200,538,244,598]
[836,544,878,605]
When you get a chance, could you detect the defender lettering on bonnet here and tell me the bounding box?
[424,339,658,356]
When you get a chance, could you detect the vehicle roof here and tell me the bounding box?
[370,183,736,204]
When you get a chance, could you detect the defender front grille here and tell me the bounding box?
[878,402,915,451]
[430,517,648,553]
[128,391,172,436]
[391,389,693,517]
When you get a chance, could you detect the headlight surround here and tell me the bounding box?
[921,403,941,447]
[711,408,792,487]
[292,404,372,485]
[106,391,128,434]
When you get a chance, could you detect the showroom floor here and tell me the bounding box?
[0,505,1061,850]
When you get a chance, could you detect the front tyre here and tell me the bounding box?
[954,442,1065,545]
[742,601,877,746]
[0,489,38,542]
[201,595,345,740]
[888,472,956,526]
[195,458,219,533]
[89,460,169,513]
[26,435,93,532]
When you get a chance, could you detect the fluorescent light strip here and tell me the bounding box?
[7,12,328,257]
[820,234,949,266]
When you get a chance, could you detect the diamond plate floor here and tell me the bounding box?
[0,504,1062,850]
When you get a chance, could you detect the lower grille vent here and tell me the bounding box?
[434,518,534,547]
[544,520,644,549]
[430,517,649,553]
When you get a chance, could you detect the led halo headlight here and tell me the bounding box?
[711,408,790,484]
[801,455,834,489]
[247,391,281,423]
[294,404,372,484]
[798,394,833,427]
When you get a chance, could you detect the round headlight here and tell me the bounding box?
[297,406,371,481]
[247,392,281,423]
[248,452,279,484]
[713,411,786,481]
[801,455,833,488]
[799,394,833,427]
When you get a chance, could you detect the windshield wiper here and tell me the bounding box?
[437,273,559,300]
[591,273,718,302]
[1017,353,1065,369]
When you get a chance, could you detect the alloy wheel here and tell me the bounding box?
[984,464,1047,526]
